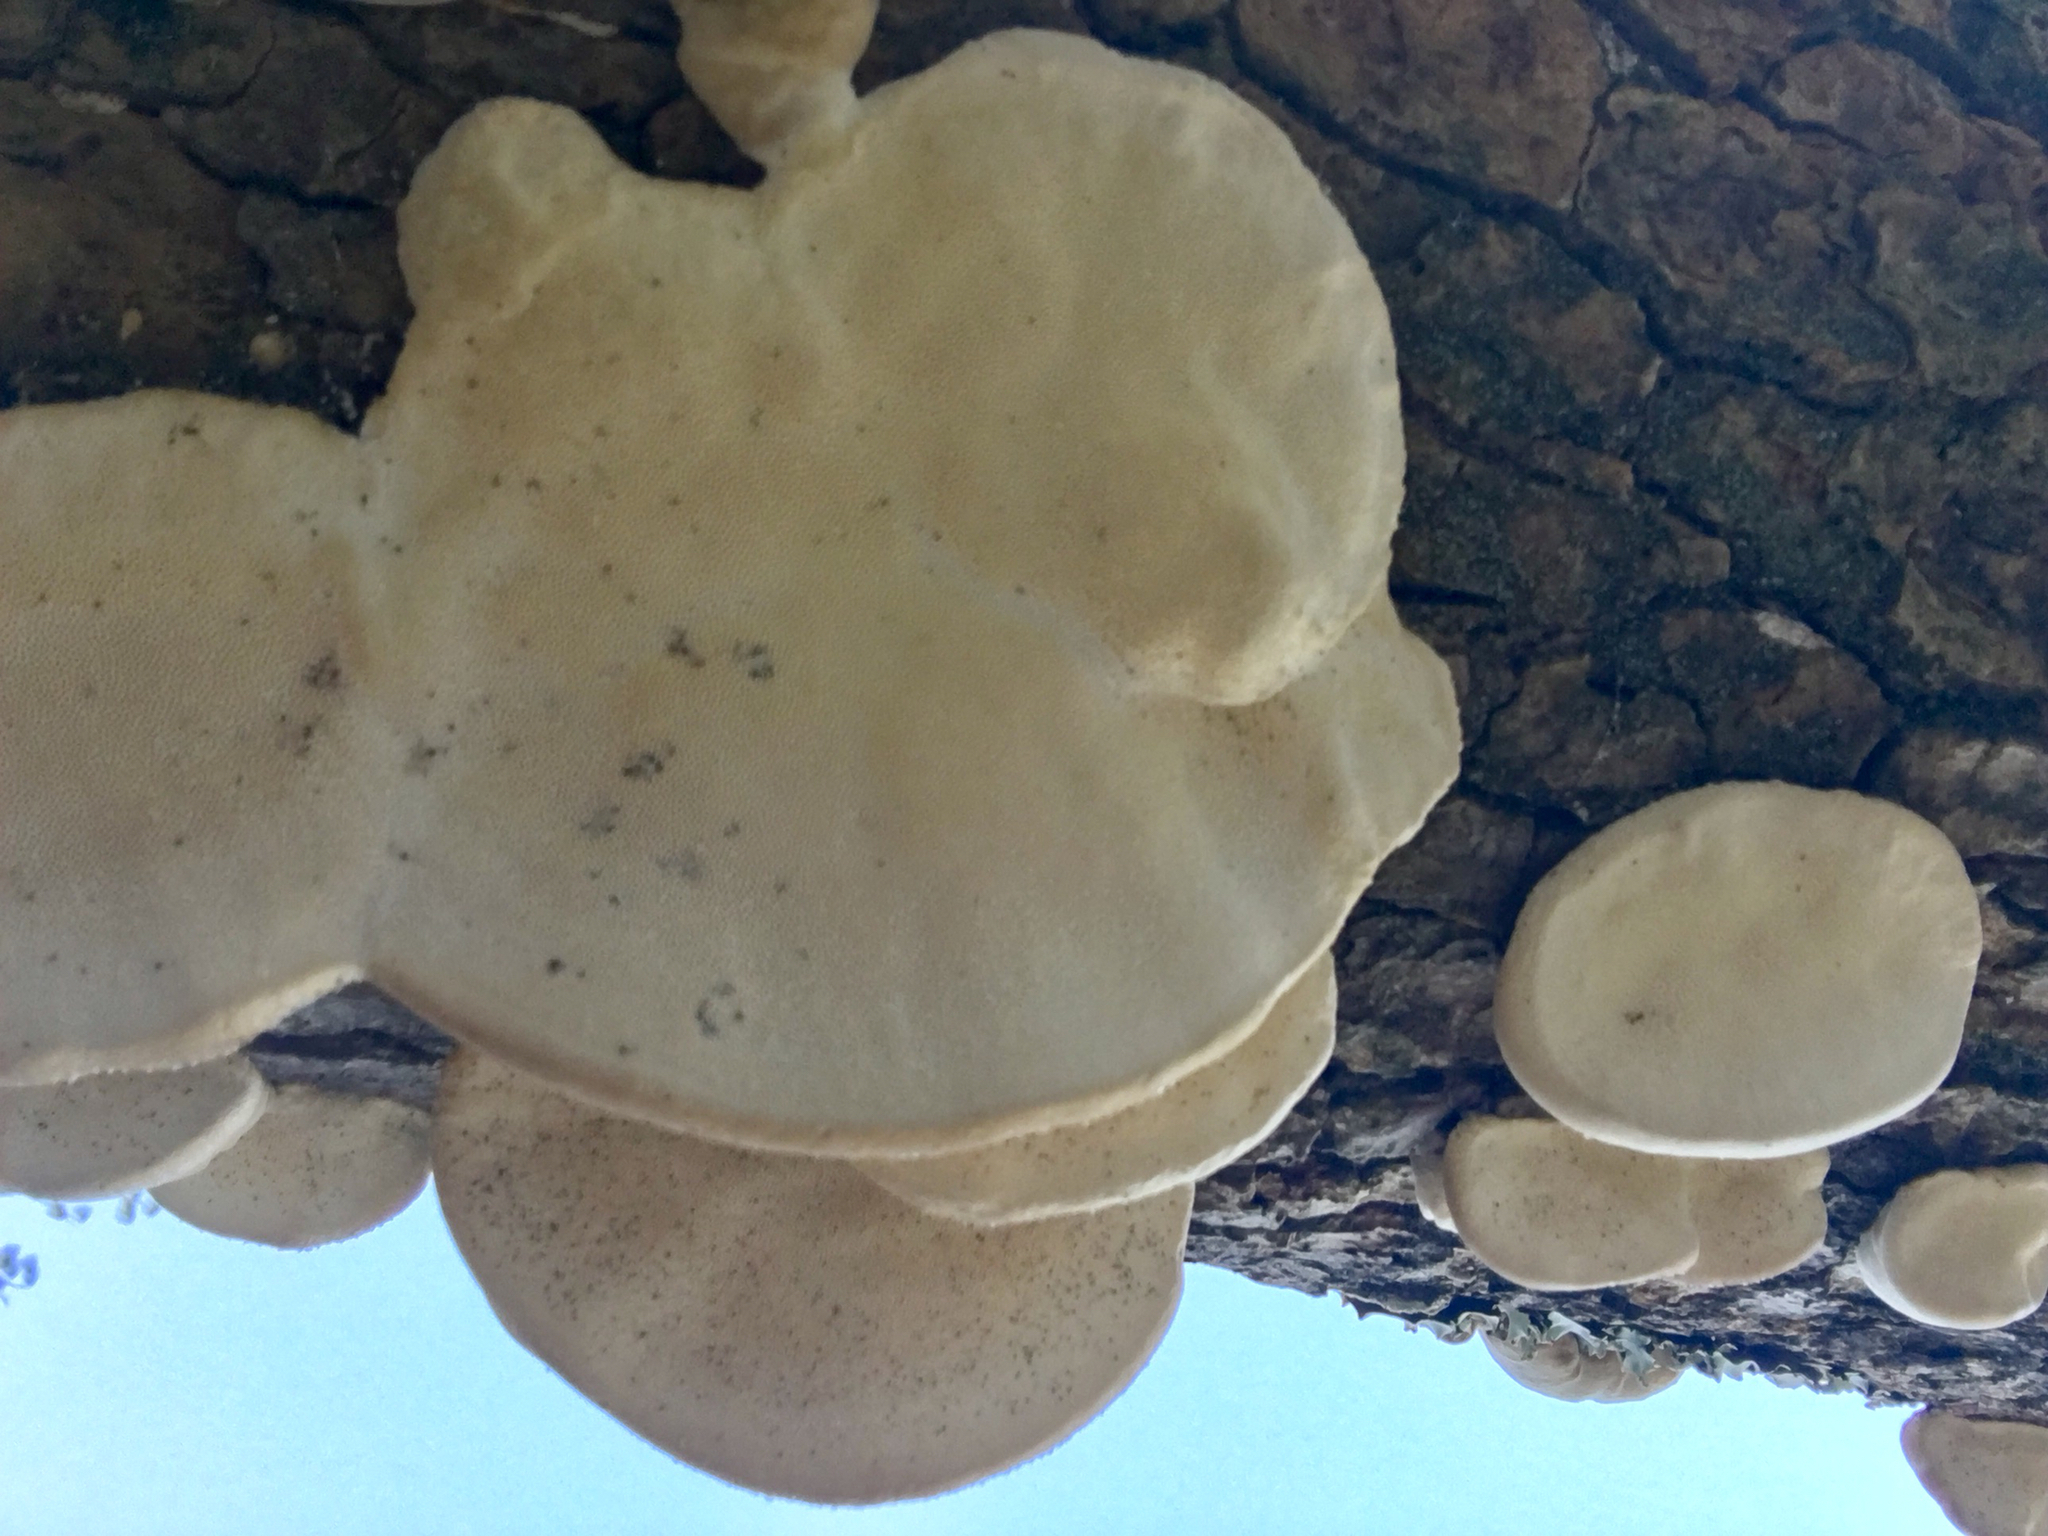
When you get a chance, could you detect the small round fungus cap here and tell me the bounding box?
[1495,782,1979,1158]
[1682,1150,1830,1287]
[1902,1410,2048,1536]
[434,1049,1191,1505]
[153,1084,429,1248]
[1443,1115,1698,1290]
[674,0,877,163]
[0,393,389,1085]
[851,952,1333,1225]
[1409,1142,1458,1233]
[1857,1166,2048,1330]
[0,1055,268,1200]
[1443,1116,1825,1289]
[1481,1332,1683,1404]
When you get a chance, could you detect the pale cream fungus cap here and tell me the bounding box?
[1859,1165,2048,1330]
[1444,1115,1828,1290]
[0,27,1454,1159]
[853,952,1334,1225]
[1495,782,1979,1158]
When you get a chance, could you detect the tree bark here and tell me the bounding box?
[5,0,2048,1421]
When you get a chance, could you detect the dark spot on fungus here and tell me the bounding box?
[301,653,343,692]
[622,744,674,780]
[664,628,707,667]
[696,982,742,1038]
[733,642,774,681]
[656,849,704,882]
[580,804,621,838]
[546,958,566,975]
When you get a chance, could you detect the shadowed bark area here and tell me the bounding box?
[5,0,2048,1422]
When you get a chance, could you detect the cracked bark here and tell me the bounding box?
[4,0,2047,1424]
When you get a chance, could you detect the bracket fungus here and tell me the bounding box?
[1902,1411,2048,1536]
[152,1084,430,1249]
[1443,1115,1828,1290]
[852,952,1334,1225]
[1481,1331,1683,1404]
[0,1055,268,1201]
[435,1049,1191,1504]
[0,0,1454,1501]
[1857,1166,2048,1330]
[1494,782,1979,1159]
[0,0,1455,1163]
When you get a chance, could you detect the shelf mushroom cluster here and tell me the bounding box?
[1424,783,1985,1409]
[0,0,1461,1505]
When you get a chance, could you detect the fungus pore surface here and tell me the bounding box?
[152,1084,430,1248]
[0,1055,269,1200]
[434,1049,1192,1504]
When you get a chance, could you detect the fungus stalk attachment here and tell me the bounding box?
[674,0,878,164]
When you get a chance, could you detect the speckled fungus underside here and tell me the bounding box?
[1858,1166,2048,1330]
[1495,782,1979,1158]
[852,952,1334,1225]
[0,18,1455,1156]
[1902,1410,2048,1536]
[153,1083,430,1249]
[434,1049,1191,1504]
[0,1055,268,1200]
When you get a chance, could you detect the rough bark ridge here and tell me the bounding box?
[5,0,2048,1421]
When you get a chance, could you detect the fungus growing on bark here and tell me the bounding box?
[0,1056,268,1200]
[0,2,1455,1164]
[153,1085,430,1249]
[1409,1141,1458,1233]
[1858,1166,2048,1330]
[1482,1332,1683,1404]
[1443,1115,1828,1290]
[1495,782,1979,1158]
[1902,1410,2048,1536]
[1444,1115,1697,1289]
[435,1049,1191,1504]
[852,952,1334,1225]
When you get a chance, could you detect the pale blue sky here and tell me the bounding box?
[3,1189,1955,1534]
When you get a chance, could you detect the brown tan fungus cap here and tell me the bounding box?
[1495,782,1979,1158]
[0,1055,268,1200]
[1857,1166,2048,1330]
[1444,1115,1828,1290]
[153,1084,429,1248]
[434,1049,1191,1504]
[1903,1410,2048,1536]
[0,394,390,1085]
[852,952,1334,1225]
[1481,1332,1683,1404]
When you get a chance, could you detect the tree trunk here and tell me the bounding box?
[5,0,2048,1421]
